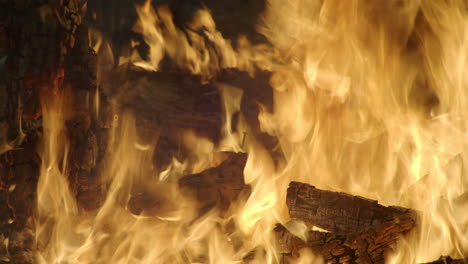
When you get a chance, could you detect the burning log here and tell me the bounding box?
[102,65,274,129]
[1,0,83,263]
[103,65,224,143]
[275,224,356,264]
[286,181,416,235]
[126,152,250,216]
[102,65,278,171]
[63,23,108,212]
[179,152,251,212]
[420,256,468,264]
[276,182,417,264]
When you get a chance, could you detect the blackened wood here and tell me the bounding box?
[102,65,278,172]
[287,181,416,235]
[179,152,250,212]
[0,1,82,263]
[102,65,274,134]
[103,64,223,140]
[279,182,417,264]
[63,23,104,211]
[126,152,250,216]
[274,224,356,264]
[421,256,468,264]
[275,214,415,264]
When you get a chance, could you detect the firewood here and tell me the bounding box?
[277,182,417,264]
[179,152,250,212]
[0,1,82,263]
[101,65,279,171]
[62,23,106,212]
[102,64,223,130]
[420,256,468,264]
[274,224,356,264]
[275,217,415,264]
[103,65,274,137]
[125,152,250,216]
[287,181,416,235]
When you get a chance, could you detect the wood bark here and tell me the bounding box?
[1,0,82,263]
[287,181,416,235]
[278,181,417,264]
[125,152,250,216]
[101,65,278,173]
[179,152,250,212]
[420,256,468,264]
[63,23,106,211]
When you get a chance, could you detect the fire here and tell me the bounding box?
[259,0,468,262]
[33,0,468,263]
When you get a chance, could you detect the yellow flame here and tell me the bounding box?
[258,0,468,262]
[35,0,468,263]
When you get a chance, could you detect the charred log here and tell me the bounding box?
[126,152,250,216]
[421,256,468,264]
[1,0,82,263]
[275,218,415,264]
[275,224,356,264]
[277,182,417,264]
[102,65,278,172]
[63,23,105,211]
[287,181,416,235]
[179,152,250,213]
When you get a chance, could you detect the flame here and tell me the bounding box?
[34,0,468,263]
[131,0,274,80]
[258,0,468,262]
[36,88,77,262]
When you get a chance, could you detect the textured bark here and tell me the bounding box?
[126,152,250,216]
[0,1,83,263]
[179,152,250,212]
[287,181,416,235]
[275,224,356,264]
[275,217,415,264]
[101,65,277,173]
[421,257,468,264]
[62,23,106,211]
[103,64,223,143]
[277,182,417,264]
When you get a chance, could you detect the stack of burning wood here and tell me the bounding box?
[176,151,418,264]
[0,0,467,263]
